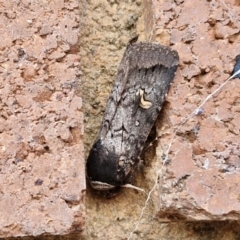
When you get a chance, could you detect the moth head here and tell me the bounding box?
[87,140,126,191]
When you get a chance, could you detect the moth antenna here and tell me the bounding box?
[121,184,147,194]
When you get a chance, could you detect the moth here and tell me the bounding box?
[87,41,179,191]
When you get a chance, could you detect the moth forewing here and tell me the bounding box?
[87,42,179,191]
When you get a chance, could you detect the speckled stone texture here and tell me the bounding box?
[0,0,85,237]
[79,0,240,239]
[153,0,240,221]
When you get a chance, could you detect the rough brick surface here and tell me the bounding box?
[80,0,240,239]
[153,0,240,220]
[0,0,85,237]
